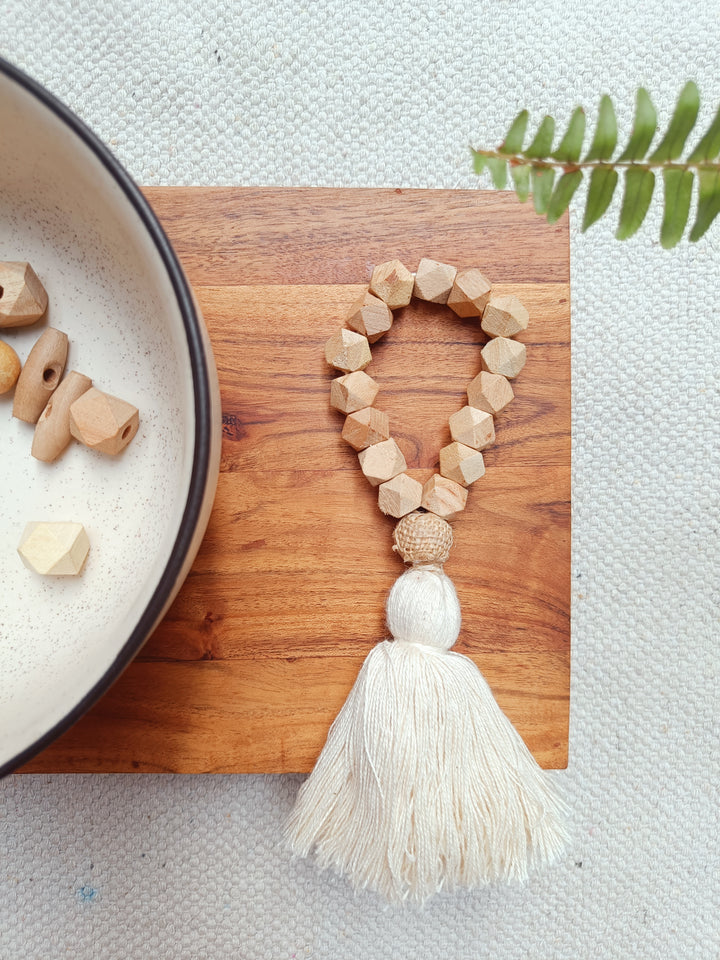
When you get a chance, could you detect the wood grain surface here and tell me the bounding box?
[21,188,571,774]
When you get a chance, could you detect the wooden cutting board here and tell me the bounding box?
[21,188,571,774]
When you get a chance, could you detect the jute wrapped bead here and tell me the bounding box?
[393,510,454,565]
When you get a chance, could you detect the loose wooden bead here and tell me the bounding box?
[369,259,414,309]
[377,472,423,518]
[481,336,527,379]
[358,438,407,486]
[12,327,68,423]
[467,370,514,415]
[481,294,529,338]
[413,258,457,304]
[0,339,21,394]
[330,370,379,414]
[32,371,93,462]
[325,328,372,372]
[439,441,486,487]
[346,289,393,342]
[0,261,48,328]
[393,510,454,564]
[342,407,390,451]
[421,474,468,520]
[448,405,495,450]
[69,387,139,455]
[17,521,90,576]
[446,267,492,318]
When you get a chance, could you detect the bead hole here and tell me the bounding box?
[121,425,132,439]
[43,366,60,386]
[0,285,4,299]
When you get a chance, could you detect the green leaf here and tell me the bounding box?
[547,170,583,223]
[499,110,529,154]
[532,166,556,215]
[660,168,694,248]
[617,88,657,161]
[553,107,586,163]
[524,116,555,158]
[472,150,486,175]
[689,166,720,242]
[649,81,700,162]
[510,163,531,202]
[486,156,508,189]
[583,95,618,161]
[582,166,618,231]
[687,104,720,161]
[616,167,655,239]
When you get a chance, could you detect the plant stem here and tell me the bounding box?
[473,148,720,173]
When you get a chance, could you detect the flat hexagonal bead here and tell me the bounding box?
[324,328,372,372]
[358,438,407,486]
[0,261,48,327]
[481,294,529,338]
[69,387,139,455]
[341,407,390,451]
[448,405,495,450]
[377,472,423,518]
[330,370,379,414]
[481,336,527,379]
[346,289,394,342]
[369,259,414,309]
[421,474,468,520]
[413,258,457,304]
[18,521,90,576]
[446,267,492,318]
[467,370,514,415]
[439,441,486,487]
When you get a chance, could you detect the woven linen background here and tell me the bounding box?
[1,2,718,958]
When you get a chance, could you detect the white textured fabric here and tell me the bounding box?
[1,0,719,956]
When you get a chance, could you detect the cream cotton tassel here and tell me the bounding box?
[285,513,569,903]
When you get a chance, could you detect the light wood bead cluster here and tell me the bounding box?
[326,258,530,525]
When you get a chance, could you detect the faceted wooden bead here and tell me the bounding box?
[369,259,414,309]
[446,267,492,318]
[448,404,495,450]
[330,370,379,414]
[341,407,390,451]
[346,289,393,342]
[467,370,514,415]
[377,472,423,518]
[393,510,453,564]
[325,328,372,372]
[413,258,457,304]
[481,336,527,379]
[17,521,90,576]
[358,438,407,486]
[0,261,48,327]
[481,294,529,338]
[439,441,486,487]
[421,474,468,520]
[69,387,139,455]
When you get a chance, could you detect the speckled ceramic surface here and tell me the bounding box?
[0,63,221,773]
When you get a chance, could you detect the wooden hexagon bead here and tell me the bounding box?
[358,438,407,486]
[446,267,492,318]
[481,336,527,379]
[69,387,139,455]
[325,328,372,372]
[369,259,414,309]
[341,407,390,451]
[0,261,48,328]
[393,510,453,564]
[467,370,514,415]
[18,521,90,576]
[481,294,529,338]
[377,472,423,518]
[421,474,468,521]
[346,289,393,342]
[12,327,69,423]
[439,441,486,487]
[330,370,379,414]
[448,404,495,450]
[413,258,457,304]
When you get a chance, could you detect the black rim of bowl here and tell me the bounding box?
[0,57,214,777]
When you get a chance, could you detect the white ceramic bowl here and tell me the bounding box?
[0,59,222,775]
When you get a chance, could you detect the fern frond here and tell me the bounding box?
[472,83,720,247]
